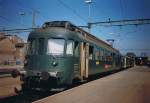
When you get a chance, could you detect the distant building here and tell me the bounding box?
[0,32,25,65]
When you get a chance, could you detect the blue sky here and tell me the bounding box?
[0,0,150,56]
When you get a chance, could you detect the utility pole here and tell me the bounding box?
[32,10,39,28]
[32,10,36,28]
[85,0,92,33]
[18,10,39,28]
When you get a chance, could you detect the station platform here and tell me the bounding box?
[0,66,22,98]
[33,66,150,103]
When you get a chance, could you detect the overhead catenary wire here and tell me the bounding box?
[120,49,150,51]
[0,27,38,32]
[57,0,87,23]
[88,19,150,27]
[0,1,29,27]
[15,0,47,24]
[0,16,10,22]
[0,15,28,27]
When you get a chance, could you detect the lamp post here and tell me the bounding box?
[19,10,39,28]
[85,0,92,32]
[19,11,26,24]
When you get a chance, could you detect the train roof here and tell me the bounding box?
[42,21,119,53]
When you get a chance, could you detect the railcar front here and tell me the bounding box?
[22,27,82,90]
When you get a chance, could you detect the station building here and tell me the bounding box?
[0,32,25,66]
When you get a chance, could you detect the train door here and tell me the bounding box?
[80,42,89,79]
[85,43,89,78]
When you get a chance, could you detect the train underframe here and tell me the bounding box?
[21,76,63,91]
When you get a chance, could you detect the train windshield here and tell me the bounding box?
[47,38,65,55]
[28,38,45,55]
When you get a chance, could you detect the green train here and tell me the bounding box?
[17,21,124,90]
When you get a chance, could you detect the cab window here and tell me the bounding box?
[28,38,37,55]
[66,40,74,55]
[47,38,65,55]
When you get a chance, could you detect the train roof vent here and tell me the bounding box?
[42,21,76,31]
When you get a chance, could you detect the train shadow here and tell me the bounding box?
[70,68,128,89]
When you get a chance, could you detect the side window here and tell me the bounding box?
[74,41,79,57]
[104,50,108,61]
[89,45,94,60]
[95,47,100,60]
[106,51,112,61]
[103,49,106,61]
[100,49,104,61]
[66,40,74,55]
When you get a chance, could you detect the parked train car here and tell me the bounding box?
[121,56,134,69]
[16,21,122,90]
[135,57,148,66]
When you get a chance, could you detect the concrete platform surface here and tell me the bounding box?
[33,66,150,103]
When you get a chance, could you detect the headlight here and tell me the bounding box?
[52,61,58,67]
